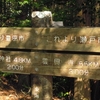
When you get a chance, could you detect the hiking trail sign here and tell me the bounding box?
[0,27,100,80]
[0,27,100,52]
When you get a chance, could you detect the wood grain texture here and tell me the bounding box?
[0,51,100,80]
[0,27,100,52]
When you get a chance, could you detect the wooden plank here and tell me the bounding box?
[1,27,100,52]
[0,50,100,79]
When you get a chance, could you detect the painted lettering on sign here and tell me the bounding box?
[1,34,100,44]
[68,69,89,76]
[54,58,61,65]
[51,35,100,44]
[0,56,31,63]
[7,64,23,71]
[0,54,31,72]
[78,61,99,68]
[0,51,100,79]
[0,55,100,70]
[0,34,25,41]
[13,57,31,63]
[67,59,100,68]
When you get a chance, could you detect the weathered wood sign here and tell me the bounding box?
[1,27,100,80]
[0,50,100,80]
[1,27,100,52]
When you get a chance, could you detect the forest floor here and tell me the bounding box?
[0,74,63,100]
[0,74,32,100]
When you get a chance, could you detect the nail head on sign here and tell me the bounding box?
[35,68,39,71]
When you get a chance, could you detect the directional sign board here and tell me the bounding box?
[0,27,100,52]
[0,50,100,80]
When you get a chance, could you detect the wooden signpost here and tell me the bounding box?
[0,27,100,100]
[0,27,100,79]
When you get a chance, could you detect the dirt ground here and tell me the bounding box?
[0,74,31,100]
[0,74,64,100]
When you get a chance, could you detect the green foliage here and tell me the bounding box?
[18,19,31,27]
[32,0,50,11]
[53,77,74,99]
[33,2,40,9]
[1,0,32,27]
[1,0,99,27]
[0,72,13,77]
[19,0,29,6]
[58,91,69,98]
[53,8,65,21]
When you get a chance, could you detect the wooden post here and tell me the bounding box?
[31,11,53,27]
[74,78,91,100]
[31,11,53,100]
[31,75,52,100]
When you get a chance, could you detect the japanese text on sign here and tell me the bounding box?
[47,35,100,44]
[0,51,100,79]
[0,34,25,41]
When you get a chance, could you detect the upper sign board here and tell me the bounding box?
[0,27,100,52]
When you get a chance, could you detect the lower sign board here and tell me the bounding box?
[0,50,100,80]
[1,27,100,52]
